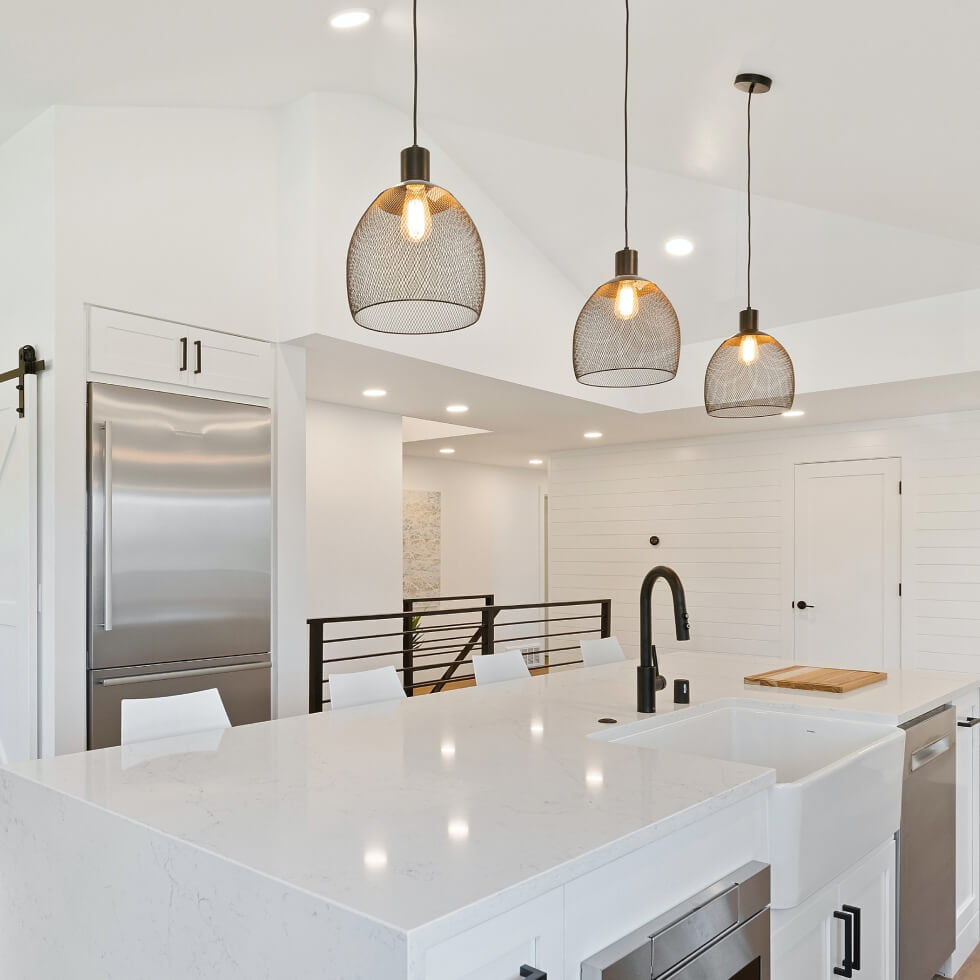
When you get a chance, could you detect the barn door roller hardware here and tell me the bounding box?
[0,346,46,419]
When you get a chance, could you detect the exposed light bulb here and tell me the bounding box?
[401,184,432,242]
[614,280,639,320]
[738,334,759,365]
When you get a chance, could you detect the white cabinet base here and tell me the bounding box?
[773,839,895,980]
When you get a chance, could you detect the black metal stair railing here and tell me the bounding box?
[308,596,612,712]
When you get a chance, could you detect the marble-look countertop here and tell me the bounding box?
[3,652,977,939]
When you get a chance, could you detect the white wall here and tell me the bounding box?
[306,401,403,618]
[548,410,980,673]
[403,456,546,605]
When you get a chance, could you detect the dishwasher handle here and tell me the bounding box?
[910,735,952,772]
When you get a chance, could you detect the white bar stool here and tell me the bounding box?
[328,665,407,710]
[580,636,627,667]
[120,688,231,746]
[473,649,531,686]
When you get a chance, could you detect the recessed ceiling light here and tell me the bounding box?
[330,8,372,29]
[362,388,386,397]
[665,237,694,257]
[528,459,544,465]
[439,447,456,454]
[446,404,469,413]
[782,410,805,418]
[584,431,603,439]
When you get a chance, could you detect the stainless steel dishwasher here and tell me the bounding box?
[581,862,770,979]
[898,704,956,980]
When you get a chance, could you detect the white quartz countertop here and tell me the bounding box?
[4,652,978,938]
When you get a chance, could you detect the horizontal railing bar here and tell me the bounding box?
[491,628,601,645]
[491,613,600,628]
[320,614,598,644]
[309,599,609,625]
[406,594,493,603]
[321,648,407,665]
[322,622,483,644]
[412,631,485,647]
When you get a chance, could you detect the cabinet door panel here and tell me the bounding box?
[772,888,835,980]
[190,328,271,398]
[89,307,185,386]
[421,891,563,980]
[838,839,895,980]
[947,689,980,975]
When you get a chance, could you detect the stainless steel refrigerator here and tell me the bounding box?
[87,383,272,749]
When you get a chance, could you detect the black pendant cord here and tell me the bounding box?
[746,82,754,310]
[623,0,630,250]
[412,0,419,146]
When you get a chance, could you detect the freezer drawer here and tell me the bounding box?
[89,656,271,750]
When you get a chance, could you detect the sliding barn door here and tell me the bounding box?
[0,375,39,763]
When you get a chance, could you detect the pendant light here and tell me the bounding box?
[704,74,794,418]
[572,0,680,387]
[346,0,485,335]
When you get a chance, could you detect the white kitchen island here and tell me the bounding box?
[1,652,978,979]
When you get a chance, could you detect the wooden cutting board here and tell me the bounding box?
[744,665,887,693]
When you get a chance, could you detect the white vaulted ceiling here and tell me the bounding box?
[2,0,978,245]
[3,0,979,348]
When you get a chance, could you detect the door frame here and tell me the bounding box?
[791,456,902,670]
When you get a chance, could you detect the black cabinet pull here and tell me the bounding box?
[958,717,980,728]
[519,967,546,980]
[833,909,854,977]
[193,339,202,375]
[842,905,861,971]
[795,600,815,610]
[179,337,188,372]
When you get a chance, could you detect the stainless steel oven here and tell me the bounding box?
[581,862,770,980]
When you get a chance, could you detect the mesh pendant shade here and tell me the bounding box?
[347,180,486,335]
[704,325,795,418]
[573,274,680,386]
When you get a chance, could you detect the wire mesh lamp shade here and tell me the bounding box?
[573,251,680,387]
[704,312,795,418]
[347,178,485,335]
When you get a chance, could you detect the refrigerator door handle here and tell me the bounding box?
[103,420,114,631]
[95,661,269,686]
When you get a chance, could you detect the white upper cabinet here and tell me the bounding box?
[89,307,186,387]
[89,307,271,399]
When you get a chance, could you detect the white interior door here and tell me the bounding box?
[0,375,39,764]
[794,458,901,670]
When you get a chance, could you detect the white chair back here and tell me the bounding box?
[580,636,627,667]
[120,688,231,746]
[473,649,531,686]
[329,665,407,710]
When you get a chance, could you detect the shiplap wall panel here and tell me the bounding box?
[548,411,980,673]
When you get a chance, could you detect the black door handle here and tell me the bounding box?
[795,600,814,610]
[520,967,546,980]
[193,339,202,375]
[842,905,861,971]
[834,908,854,977]
[179,337,188,372]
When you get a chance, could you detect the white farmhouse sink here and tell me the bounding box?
[601,702,906,908]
